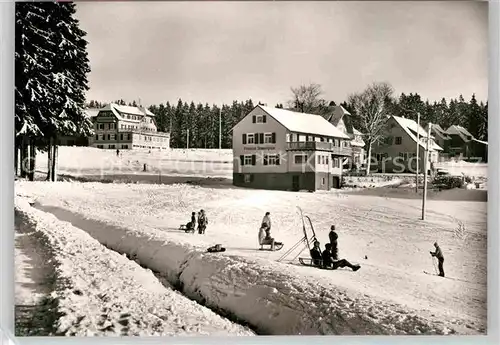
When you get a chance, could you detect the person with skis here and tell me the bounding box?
[310,240,323,267]
[328,225,339,260]
[321,243,360,271]
[430,242,445,277]
[197,209,208,234]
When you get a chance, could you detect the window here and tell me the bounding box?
[109,144,116,149]
[264,154,280,166]
[332,158,340,168]
[322,156,326,164]
[295,154,308,164]
[98,123,104,130]
[286,134,291,142]
[97,145,103,149]
[247,134,255,144]
[334,139,339,147]
[395,137,402,145]
[241,155,255,166]
[121,144,129,149]
[109,123,116,130]
[317,156,321,164]
[110,134,116,140]
[244,174,252,183]
[95,135,99,141]
[322,178,325,185]
[255,115,266,123]
[326,156,329,165]
[264,133,273,144]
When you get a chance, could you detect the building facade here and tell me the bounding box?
[232,105,352,191]
[371,116,442,173]
[88,103,170,150]
[445,125,488,162]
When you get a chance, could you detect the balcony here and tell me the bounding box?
[286,142,352,156]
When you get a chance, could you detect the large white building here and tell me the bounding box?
[232,105,352,191]
[88,103,170,150]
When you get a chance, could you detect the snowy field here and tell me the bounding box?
[15,197,254,336]
[33,146,488,182]
[15,178,487,335]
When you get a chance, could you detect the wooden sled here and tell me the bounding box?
[179,224,195,233]
[298,257,322,267]
[259,241,284,251]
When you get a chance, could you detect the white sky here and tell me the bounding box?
[75,1,488,107]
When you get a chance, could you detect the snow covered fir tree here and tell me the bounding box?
[15,1,92,181]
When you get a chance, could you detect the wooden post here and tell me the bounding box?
[416,112,420,193]
[422,123,432,220]
[187,129,189,149]
[219,107,222,150]
[51,137,58,182]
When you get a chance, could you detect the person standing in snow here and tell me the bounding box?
[310,240,323,267]
[430,242,445,277]
[328,225,339,260]
[197,209,208,234]
[261,212,272,239]
[322,243,360,271]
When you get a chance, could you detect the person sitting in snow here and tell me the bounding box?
[430,242,445,277]
[321,243,360,271]
[197,209,208,234]
[185,212,196,232]
[310,240,323,267]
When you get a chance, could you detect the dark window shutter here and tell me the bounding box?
[243,134,247,144]
[263,115,267,123]
[240,155,244,166]
[108,134,110,140]
[259,133,264,144]
[263,155,268,165]
[95,135,98,140]
[252,155,256,165]
[252,115,256,123]
[276,154,280,165]
[255,133,259,144]
[272,132,276,143]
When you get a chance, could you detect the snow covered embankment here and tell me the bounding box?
[15,198,253,336]
[30,200,458,335]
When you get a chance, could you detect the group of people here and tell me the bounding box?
[310,225,361,271]
[185,209,208,234]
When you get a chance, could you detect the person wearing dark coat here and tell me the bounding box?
[328,225,339,260]
[310,241,323,267]
[322,243,360,271]
[430,242,445,277]
[198,209,208,234]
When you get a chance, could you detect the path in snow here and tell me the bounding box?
[14,198,254,336]
[16,181,487,335]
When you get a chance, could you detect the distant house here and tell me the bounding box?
[371,116,443,173]
[57,108,100,146]
[323,105,365,169]
[430,124,451,154]
[232,105,352,191]
[445,125,487,162]
[89,103,170,150]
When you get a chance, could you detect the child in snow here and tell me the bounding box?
[310,241,323,267]
[321,243,360,271]
[197,209,208,234]
[328,225,339,260]
[261,212,272,239]
[430,242,445,277]
[185,212,196,231]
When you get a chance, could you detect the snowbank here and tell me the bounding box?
[29,201,463,335]
[14,197,254,336]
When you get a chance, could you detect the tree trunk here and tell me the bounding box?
[28,141,36,181]
[51,136,58,182]
[366,142,372,176]
[46,137,53,181]
[14,139,19,177]
[20,136,29,178]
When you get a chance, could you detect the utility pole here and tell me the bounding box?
[187,129,189,149]
[219,106,222,150]
[422,123,432,220]
[416,112,420,193]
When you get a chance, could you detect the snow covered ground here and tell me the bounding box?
[15,179,487,335]
[14,197,254,336]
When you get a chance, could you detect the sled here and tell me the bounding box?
[277,206,318,263]
[259,241,284,251]
[298,257,322,267]
[207,244,226,253]
[179,224,195,233]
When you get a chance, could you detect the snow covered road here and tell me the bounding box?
[14,197,254,336]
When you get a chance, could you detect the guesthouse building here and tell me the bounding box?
[89,103,170,150]
[232,105,352,191]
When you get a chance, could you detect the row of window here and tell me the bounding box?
[96,122,157,132]
[96,144,129,149]
[239,154,342,168]
[243,132,276,145]
[374,152,418,161]
[95,133,168,142]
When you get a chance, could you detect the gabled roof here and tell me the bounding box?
[85,109,100,119]
[325,105,351,127]
[391,116,443,151]
[113,104,155,117]
[446,125,473,142]
[256,105,350,139]
[431,124,451,140]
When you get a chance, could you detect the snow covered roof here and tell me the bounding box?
[353,128,363,136]
[391,116,443,151]
[325,105,351,127]
[446,125,473,142]
[257,105,350,139]
[85,109,100,118]
[113,104,155,117]
[473,138,488,145]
